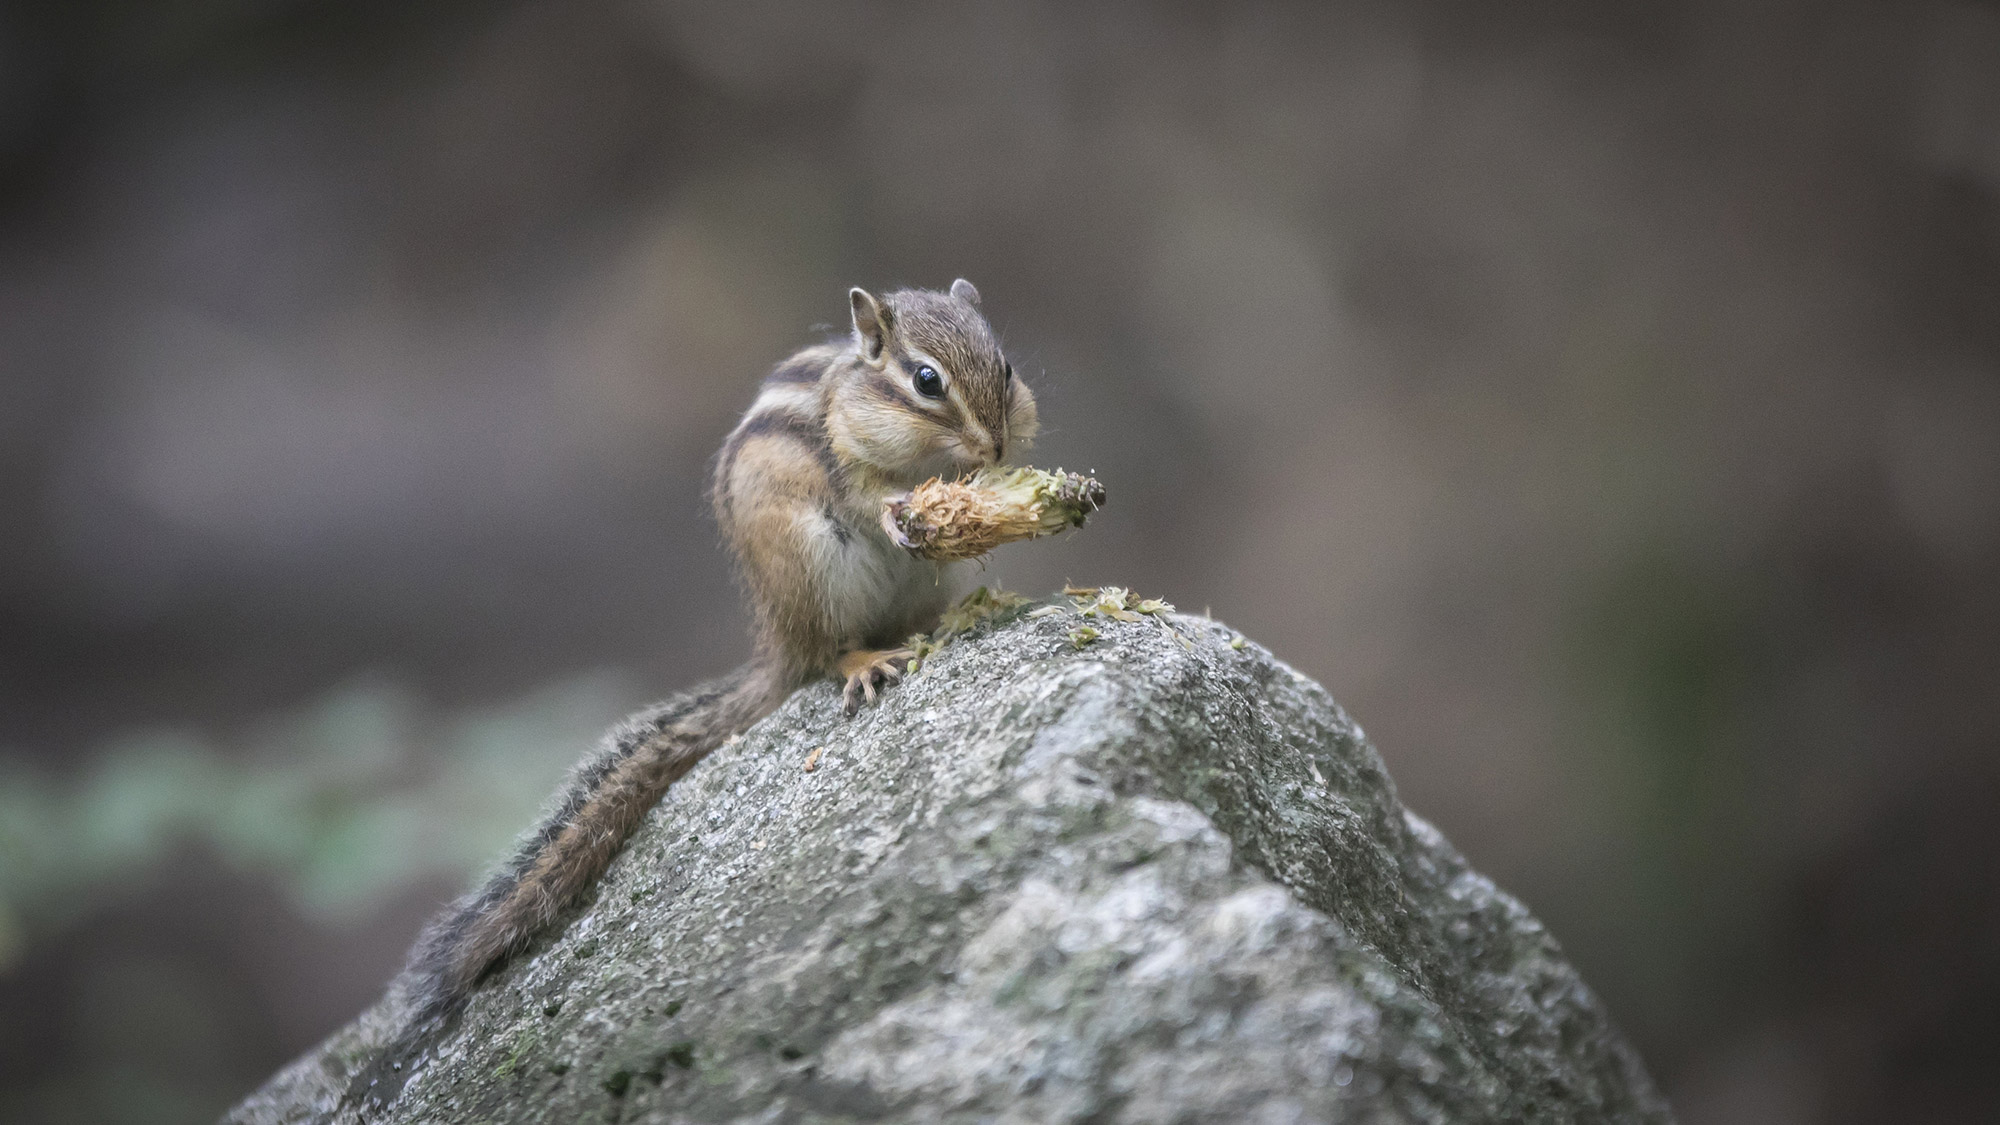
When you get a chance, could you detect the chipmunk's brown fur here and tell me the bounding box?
[352,279,1034,1107]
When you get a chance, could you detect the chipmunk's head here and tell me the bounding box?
[827,279,1038,482]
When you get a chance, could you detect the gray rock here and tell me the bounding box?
[227,599,1673,1124]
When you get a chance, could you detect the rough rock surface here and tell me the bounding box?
[228,599,1673,1124]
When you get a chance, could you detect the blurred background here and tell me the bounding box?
[1,0,1997,1121]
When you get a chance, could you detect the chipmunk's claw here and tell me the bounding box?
[839,648,909,715]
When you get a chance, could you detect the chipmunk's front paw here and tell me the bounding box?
[838,648,911,715]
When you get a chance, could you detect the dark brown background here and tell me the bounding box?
[2,1,1997,1121]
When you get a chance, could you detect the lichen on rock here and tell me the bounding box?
[227,595,1673,1124]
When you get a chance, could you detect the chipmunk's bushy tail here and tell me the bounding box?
[348,662,785,1109]
[410,662,782,1014]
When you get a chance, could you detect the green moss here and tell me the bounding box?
[938,586,1030,634]
[1069,586,1172,621]
[904,587,1037,675]
[492,1028,538,1080]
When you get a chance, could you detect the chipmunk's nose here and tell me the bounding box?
[962,426,1001,465]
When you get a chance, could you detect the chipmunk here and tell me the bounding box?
[354,279,1036,1103]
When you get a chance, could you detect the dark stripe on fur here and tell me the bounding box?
[764,354,824,386]
[717,405,844,498]
[859,374,916,412]
[822,502,852,545]
[737,407,826,447]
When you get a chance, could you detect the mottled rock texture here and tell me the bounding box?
[228,599,1672,1124]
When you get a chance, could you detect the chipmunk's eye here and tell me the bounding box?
[913,364,946,399]
[1003,361,1013,382]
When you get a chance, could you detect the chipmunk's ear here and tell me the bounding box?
[950,278,981,305]
[850,287,892,360]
